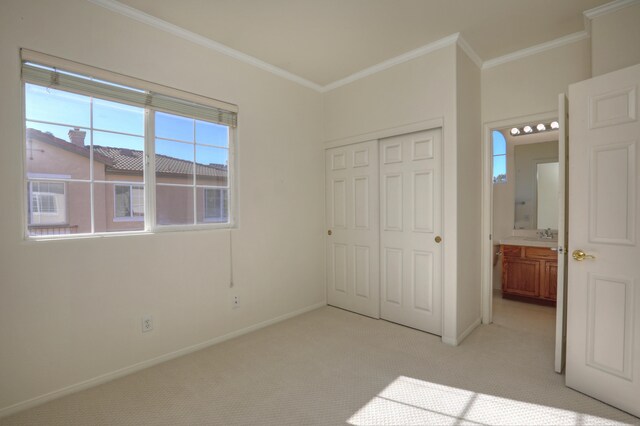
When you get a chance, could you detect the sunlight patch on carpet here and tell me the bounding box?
[347,376,626,425]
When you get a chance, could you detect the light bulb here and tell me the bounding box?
[550,121,559,129]
[510,128,520,136]
[536,123,546,131]
[523,125,533,133]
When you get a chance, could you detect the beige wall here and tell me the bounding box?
[591,3,640,77]
[455,46,482,337]
[0,0,323,414]
[482,38,592,125]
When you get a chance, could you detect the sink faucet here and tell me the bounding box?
[538,228,554,239]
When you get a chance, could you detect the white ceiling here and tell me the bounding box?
[115,0,610,86]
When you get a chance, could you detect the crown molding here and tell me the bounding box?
[87,0,611,92]
[457,35,483,69]
[87,0,324,92]
[321,33,460,92]
[584,0,640,19]
[482,31,589,70]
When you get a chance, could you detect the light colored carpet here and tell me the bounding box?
[2,295,639,425]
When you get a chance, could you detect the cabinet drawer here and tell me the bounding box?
[502,245,522,257]
[525,246,557,260]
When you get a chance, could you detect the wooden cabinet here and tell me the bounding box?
[501,244,557,305]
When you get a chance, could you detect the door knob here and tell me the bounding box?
[572,249,595,261]
[435,236,442,243]
[327,230,332,236]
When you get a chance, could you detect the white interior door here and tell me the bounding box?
[555,93,569,373]
[326,140,380,318]
[566,63,640,416]
[379,129,442,335]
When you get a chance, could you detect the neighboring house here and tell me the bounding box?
[26,128,228,235]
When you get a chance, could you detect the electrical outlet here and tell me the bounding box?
[232,295,240,309]
[142,315,153,333]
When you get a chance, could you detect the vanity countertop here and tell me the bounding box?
[499,236,558,248]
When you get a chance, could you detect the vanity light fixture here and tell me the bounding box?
[508,121,559,136]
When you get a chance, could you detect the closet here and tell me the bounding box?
[325,128,443,335]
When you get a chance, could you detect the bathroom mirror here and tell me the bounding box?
[513,141,559,230]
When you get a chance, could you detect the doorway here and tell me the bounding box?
[481,111,564,369]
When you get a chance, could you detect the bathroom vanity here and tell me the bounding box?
[500,238,557,306]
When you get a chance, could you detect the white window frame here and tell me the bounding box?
[21,50,238,239]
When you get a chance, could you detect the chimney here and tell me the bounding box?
[68,128,86,147]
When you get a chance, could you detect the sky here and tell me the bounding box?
[25,83,230,166]
[492,130,506,179]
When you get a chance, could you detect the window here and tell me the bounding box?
[204,188,229,223]
[29,181,67,226]
[492,130,507,184]
[21,50,237,238]
[114,185,144,220]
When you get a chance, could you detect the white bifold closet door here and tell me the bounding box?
[326,140,380,318]
[379,129,443,335]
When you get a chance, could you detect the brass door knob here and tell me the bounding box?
[572,249,595,261]
[327,230,332,236]
[435,236,442,243]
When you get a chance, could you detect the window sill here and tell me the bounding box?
[113,217,144,223]
[24,222,236,242]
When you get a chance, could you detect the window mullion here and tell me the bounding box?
[193,121,197,225]
[89,96,95,234]
[145,109,156,232]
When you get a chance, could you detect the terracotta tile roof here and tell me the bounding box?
[27,128,114,165]
[93,146,227,178]
[27,128,227,178]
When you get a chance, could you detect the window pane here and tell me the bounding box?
[28,181,90,236]
[26,123,90,178]
[155,112,194,142]
[155,139,194,185]
[493,155,507,183]
[94,131,144,151]
[156,185,194,226]
[25,84,90,128]
[196,145,228,186]
[93,98,144,136]
[198,188,228,224]
[196,120,229,147]
[492,130,506,155]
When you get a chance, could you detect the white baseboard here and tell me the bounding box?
[0,301,326,419]
[457,317,482,344]
[441,317,482,346]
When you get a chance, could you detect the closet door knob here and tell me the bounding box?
[435,236,442,243]
[328,230,332,236]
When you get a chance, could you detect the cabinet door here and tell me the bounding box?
[542,261,558,300]
[503,258,540,297]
